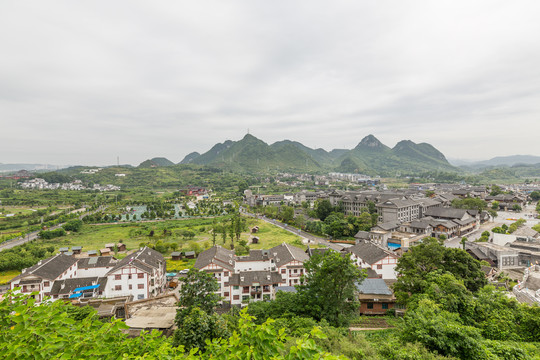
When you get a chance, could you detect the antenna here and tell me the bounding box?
[117,156,119,166]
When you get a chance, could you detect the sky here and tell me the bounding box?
[1,1,540,166]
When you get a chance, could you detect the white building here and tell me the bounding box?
[194,243,309,306]
[343,241,398,279]
[9,247,166,302]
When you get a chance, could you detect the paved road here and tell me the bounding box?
[0,206,106,252]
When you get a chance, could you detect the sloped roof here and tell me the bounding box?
[194,246,235,270]
[345,241,395,265]
[106,247,164,275]
[78,256,116,269]
[270,243,309,268]
[355,278,392,295]
[229,271,283,286]
[354,231,371,240]
[424,207,469,219]
[11,254,78,283]
[50,277,108,296]
[374,221,400,231]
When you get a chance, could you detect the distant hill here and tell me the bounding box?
[0,163,67,173]
[477,155,540,167]
[138,157,174,168]
[189,134,321,172]
[183,134,457,175]
[179,152,201,164]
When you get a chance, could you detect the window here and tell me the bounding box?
[115,285,122,291]
[293,269,297,274]
[128,275,132,280]
[233,286,239,290]
[233,295,240,300]
[224,292,229,297]
[367,303,374,309]
[281,269,286,274]
[224,271,229,276]
[377,265,383,270]
[138,284,144,289]
[129,285,132,290]
[43,281,50,287]
[382,303,389,309]
[115,275,121,280]
[138,273,144,279]
[137,294,144,300]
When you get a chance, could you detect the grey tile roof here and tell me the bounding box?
[374,221,400,231]
[345,241,394,265]
[269,243,309,268]
[106,247,164,275]
[355,278,393,295]
[11,254,78,283]
[229,271,283,286]
[236,249,270,262]
[354,231,371,240]
[194,246,235,270]
[50,277,108,296]
[424,207,469,219]
[77,256,117,269]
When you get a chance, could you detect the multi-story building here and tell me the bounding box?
[194,243,309,306]
[342,241,398,279]
[9,247,166,303]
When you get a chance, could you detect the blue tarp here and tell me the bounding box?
[166,273,177,277]
[69,293,83,299]
[388,243,401,249]
[73,284,100,293]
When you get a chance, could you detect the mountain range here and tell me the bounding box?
[163,134,459,175]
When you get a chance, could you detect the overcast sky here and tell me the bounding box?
[1,1,540,166]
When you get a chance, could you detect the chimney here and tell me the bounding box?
[38,260,42,266]
[240,276,244,282]
[61,283,65,290]
[267,275,271,280]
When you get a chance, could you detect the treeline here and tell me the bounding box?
[0,242,55,272]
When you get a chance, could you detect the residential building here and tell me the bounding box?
[343,241,398,279]
[194,243,309,307]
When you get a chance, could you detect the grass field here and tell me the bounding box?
[0,270,20,285]
[239,218,304,249]
[0,206,46,217]
[33,216,303,257]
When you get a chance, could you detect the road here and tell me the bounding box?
[0,206,105,252]
[241,208,345,251]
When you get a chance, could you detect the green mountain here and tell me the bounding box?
[179,152,201,164]
[191,134,321,172]
[182,134,457,175]
[138,157,174,168]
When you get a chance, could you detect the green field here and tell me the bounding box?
[239,218,304,249]
[34,216,304,258]
[0,270,20,285]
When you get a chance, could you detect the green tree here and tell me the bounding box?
[176,269,221,325]
[394,237,486,304]
[297,250,366,326]
[314,199,333,221]
[172,307,228,351]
